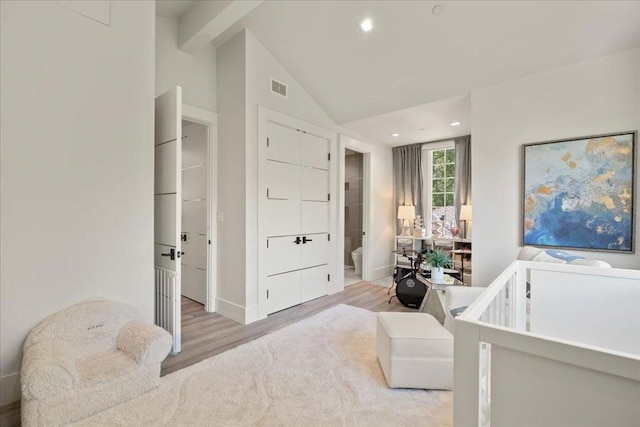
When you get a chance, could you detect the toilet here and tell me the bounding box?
[351,247,363,275]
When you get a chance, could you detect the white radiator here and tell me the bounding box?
[155,266,181,355]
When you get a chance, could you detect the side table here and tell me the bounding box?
[416,273,467,313]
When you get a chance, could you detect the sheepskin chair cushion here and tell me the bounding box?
[21,299,172,426]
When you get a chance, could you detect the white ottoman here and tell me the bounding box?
[376,312,453,390]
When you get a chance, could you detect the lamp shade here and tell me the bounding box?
[460,205,472,221]
[397,205,416,220]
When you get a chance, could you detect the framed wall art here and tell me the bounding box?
[522,131,636,253]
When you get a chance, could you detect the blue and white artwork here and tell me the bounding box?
[523,132,636,252]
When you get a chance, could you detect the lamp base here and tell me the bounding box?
[401,226,412,236]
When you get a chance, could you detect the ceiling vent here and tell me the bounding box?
[271,78,288,98]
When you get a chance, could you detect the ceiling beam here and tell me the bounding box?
[178,0,262,54]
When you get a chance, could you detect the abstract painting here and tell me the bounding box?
[523,131,636,253]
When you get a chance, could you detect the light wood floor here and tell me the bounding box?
[0,280,444,426]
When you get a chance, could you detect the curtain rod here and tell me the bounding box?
[393,134,471,149]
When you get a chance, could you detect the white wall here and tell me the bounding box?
[472,49,640,286]
[215,29,394,322]
[216,30,247,316]
[0,0,155,405]
[156,17,217,111]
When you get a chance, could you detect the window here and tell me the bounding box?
[422,142,456,238]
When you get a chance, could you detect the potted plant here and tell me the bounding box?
[425,249,453,283]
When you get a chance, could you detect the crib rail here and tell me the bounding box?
[454,261,640,427]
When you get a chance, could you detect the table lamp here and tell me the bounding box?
[460,204,472,239]
[397,205,416,236]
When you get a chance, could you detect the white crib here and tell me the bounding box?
[454,261,640,427]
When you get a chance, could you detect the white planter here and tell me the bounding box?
[431,267,445,283]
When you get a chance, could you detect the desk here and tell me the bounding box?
[416,273,466,313]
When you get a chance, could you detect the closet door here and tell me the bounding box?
[266,161,300,200]
[300,133,329,170]
[260,116,332,317]
[266,199,300,237]
[300,265,328,303]
[266,161,301,237]
[265,271,301,314]
[265,236,301,276]
[267,122,299,164]
[301,168,329,202]
[300,235,329,269]
[301,202,328,234]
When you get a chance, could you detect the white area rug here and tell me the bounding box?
[371,275,394,288]
[75,304,452,426]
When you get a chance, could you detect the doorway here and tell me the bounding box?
[181,104,217,316]
[154,87,217,355]
[344,149,364,286]
[181,119,208,307]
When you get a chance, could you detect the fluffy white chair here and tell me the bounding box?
[21,299,172,426]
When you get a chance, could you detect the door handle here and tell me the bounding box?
[294,237,302,245]
[161,248,176,260]
[303,236,313,244]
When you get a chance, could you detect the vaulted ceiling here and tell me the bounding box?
[156,1,640,145]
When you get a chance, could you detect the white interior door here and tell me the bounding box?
[267,122,300,164]
[265,236,301,276]
[266,199,300,236]
[265,271,301,314]
[260,111,333,317]
[300,201,328,234]
[301,168,329,201]
[300,234,329,269]
[267,161,300,200]
[300,132,329,170]
[154,86,182,296]
[300,265,329,303]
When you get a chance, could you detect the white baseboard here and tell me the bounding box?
[328,279,344,295]
[0,372,20,406]
[244,304,259,324]
[372,264,394,281]
[215,298,261,325]
[215,297,246,324]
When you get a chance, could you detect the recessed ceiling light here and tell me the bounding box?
[432,5,444,16]
[450,121,461,127]
[391,133,400,137]
[360,18,373,33]
[419,128,426,131]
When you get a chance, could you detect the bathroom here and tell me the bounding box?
[344,149,363,286]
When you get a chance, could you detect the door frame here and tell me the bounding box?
[338,136,373,284]
[182,104,218,313]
